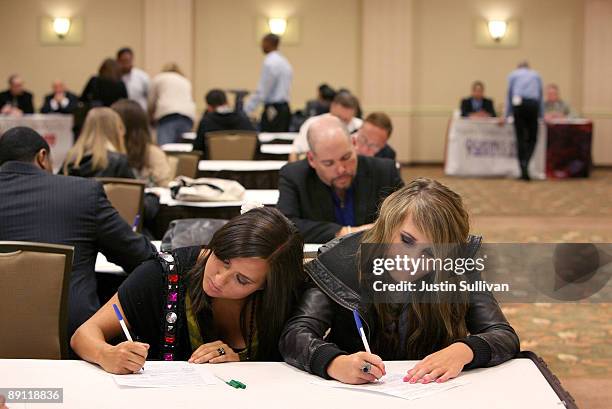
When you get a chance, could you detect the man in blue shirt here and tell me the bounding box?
[244,33,293,132]
[503,61,544,180]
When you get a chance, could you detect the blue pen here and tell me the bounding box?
[113,303,145,370]
[352,309,371,353]
[131,214,140,232]
[113,304,133,342]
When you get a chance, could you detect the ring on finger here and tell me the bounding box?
[361,362,372,374]
[217,347,226,356]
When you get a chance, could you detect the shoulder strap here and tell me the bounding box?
[158,251,185,361]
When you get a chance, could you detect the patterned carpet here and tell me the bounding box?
[400,166,612,409]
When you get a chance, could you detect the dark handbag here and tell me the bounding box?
[161,218,228,252]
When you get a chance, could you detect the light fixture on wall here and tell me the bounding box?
[488,20,507,42]
[52,17,71,39]
[256,16,299,45]
[268,18,287,35]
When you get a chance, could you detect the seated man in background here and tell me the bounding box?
[0,74,34,116]
[290,92,363,161]
[278,115,404,243]
[544,83,574,120]
[193,89,255,159]
[0,127,157,337]
[460,80,496,118]
[304,83,336,117]
[353,112,396,160]
[40,80,79,114]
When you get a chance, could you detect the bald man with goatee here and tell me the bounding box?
[277,115,404,243]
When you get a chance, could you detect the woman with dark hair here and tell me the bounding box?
[71,207,305,374]
[111,99,172,187]
[280,178,519,384]
[80,58,128,107]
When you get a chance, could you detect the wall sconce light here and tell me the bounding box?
[268,18,287,35]
[488,20,507,42]
[52,17,71,39]
[256,16,299,45]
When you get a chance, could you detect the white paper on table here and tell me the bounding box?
[311,373,469,400]
[112,361,218,388]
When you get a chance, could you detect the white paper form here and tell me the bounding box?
[112,361,218,388]
[311,373,469,400]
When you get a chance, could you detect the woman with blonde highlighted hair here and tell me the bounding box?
[280,178,519,385]
[62,107,134,178]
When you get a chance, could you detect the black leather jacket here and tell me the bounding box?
[279,232,520,379]
[63,151,135,179]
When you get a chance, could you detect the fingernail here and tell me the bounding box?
[436,379,443,383]
[409,378,416,384]
[403,376,409,382]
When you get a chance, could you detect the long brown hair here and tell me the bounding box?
[186,207,305,360]
[111,99,151,171]
[98,58,122,82]
[361,178,471,359]
[63,107,126,174]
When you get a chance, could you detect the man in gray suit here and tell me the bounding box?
[0,127,157,337]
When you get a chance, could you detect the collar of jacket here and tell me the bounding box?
[305,233,483,311]
[0,161,47,175]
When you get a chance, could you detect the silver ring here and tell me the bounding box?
[217,347,226,356]
[361,362,372,373]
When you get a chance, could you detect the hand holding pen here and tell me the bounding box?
[325,310,386,385]
[98,303,150,375]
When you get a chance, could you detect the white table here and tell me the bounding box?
[95,241,162,275]
[146,188,279,208]
[161,143,193,152]
[0,359,565,409]
[260,144,293,155]
[198,160,286,172]
[0,114,73,173]
[444,117,546,179]
[258,132,298,143]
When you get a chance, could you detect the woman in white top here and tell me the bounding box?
[148,63,196,145]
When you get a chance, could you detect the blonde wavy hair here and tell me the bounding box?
[63,107,126,175]
[362,178,471,359]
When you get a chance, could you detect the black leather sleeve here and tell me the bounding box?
[459,290,520,369]
[279,286,347,379]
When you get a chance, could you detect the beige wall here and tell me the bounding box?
[375,0,585,162]
[1,0,609,164]
[193,0,360,113]
[582,0,612,165]
[0,0,144,109]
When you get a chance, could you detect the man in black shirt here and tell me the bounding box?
[40,80,78,114]
[193,89,255,158]
[460,81,496,118]
[0,74,34,115]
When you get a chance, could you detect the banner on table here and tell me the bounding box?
[444,118,546,179]
[0,114,73,173]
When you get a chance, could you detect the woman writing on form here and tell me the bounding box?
[279,178,519,384]
[71,207,305,374]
